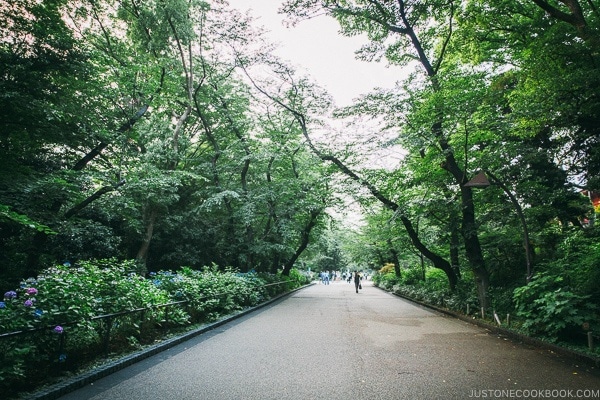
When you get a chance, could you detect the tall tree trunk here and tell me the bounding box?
[450,225,461,279]
[281,208,322,276]
[460,185,490,309]
[485,170,535,282]
[136,207,158,274]
[223,98,254,271]
[437,114,490,307]
[388,239,402,278]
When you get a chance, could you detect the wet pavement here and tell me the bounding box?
[56,280,600,400]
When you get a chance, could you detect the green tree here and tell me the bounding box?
[283,0,485,299]
[0,0,334,288]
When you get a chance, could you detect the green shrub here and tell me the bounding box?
[150,266,269,322]
[287,268,311,287]
[373,272,399,290]
[424,268,448,292]
[513,273,598,341]
[444,277,479,314]
[401,265,424,285]
[542,230,600,301]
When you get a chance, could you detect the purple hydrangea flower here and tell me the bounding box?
[26,287,38,295]
[53,325,64,334]
[24,299,34,307]
[4,291,17,300]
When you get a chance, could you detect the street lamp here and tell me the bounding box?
[465,171,534,282]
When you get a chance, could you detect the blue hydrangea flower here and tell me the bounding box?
[4,291,17,300]
[34,309,44,317]
[0,302,6,309]
[58,354,67,362]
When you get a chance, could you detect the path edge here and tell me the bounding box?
[26,283,314,400]
[378,285,600,369]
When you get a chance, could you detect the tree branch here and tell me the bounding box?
[64,179,126,219]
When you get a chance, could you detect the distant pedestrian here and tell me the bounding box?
[353,271,361,293]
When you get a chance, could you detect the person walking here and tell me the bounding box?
[353,271,361,293]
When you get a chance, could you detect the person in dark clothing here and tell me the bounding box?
[353,271,361,293]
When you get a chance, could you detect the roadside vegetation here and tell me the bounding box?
[372,250,599,357]
[0,260,309,398]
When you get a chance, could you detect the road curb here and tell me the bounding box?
[26,283,314,400]
[378,286,600,369]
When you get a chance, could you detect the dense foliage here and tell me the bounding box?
[0,0,333,290]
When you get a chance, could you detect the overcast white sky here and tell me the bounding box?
[228,0,402,107]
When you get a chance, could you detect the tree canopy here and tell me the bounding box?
[281,0,600,309]
[1,0,599,323]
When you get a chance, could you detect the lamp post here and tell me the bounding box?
[465,171,534,282]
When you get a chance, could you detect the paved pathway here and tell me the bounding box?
[58,280,600,400]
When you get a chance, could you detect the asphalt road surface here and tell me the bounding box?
[58,280,600,400]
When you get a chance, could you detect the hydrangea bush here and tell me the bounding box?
[0,259,305,397]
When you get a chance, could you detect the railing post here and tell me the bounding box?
[493,311,502,326]
[57,330,66,369]
[139,309,145,341]
[103,317,113,357]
